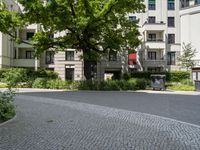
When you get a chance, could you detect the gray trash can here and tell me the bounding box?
[195,80,200,91]
[150,74,166,91]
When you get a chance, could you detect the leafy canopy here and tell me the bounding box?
[0,0,145,60]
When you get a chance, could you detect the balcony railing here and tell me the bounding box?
[143,59,166,67]
[142,21,165,27]
[147,38,164,42]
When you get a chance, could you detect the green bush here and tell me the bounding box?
[2,68,28,89]
[32,78,47,88]
[46,79,68,89]
[35,69,58,79]
[166,71,190,82]
[126,71,190,82]
[167,84,195,91]
[0,91,15,122]
[77,79,147,91]
[0,69,7,82]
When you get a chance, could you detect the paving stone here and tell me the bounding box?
[0,94,200,150]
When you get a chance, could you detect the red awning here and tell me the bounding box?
[128,53,137,65]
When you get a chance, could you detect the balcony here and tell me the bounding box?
[16,40,33,48]
[143,59,166,67]
[13,59,39,67]
[142,21,166,31]
[145,40,166,49]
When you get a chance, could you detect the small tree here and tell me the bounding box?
[178,43,197,71]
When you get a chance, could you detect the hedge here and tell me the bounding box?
[124,71,190,82]
[77,79,147,91]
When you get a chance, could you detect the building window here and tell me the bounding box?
[168,0,175,10]
[48,34,54,39]
[65,68,74,80]
[148,34,156,41]
[195,0,200,4]
[148,52,157,60]
[167,52,176,65]
[148,16,156,23]
[26,51,34,59]
[149,0,156,10]
[180,0,189,8]
[26,32,35,40]
[65,51,74,61]
[46,51,54,64]
[109,51,117,61]
[168,34,175,44]
[168,17,175,27]
[129,16,136,22]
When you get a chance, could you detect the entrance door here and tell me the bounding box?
[65,68,74,80]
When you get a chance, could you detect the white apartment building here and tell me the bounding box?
[0,0,20,68]
[129,0,181,72]
[180,0,200,67]
[1,0,200,81]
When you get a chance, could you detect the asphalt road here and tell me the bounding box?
[21,91,200,126]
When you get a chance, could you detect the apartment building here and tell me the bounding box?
[0,0,20,68]
[180,0,200,67]
[129,0,182,72]
[1,0,200,81]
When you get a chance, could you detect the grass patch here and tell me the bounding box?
[167,84,195,91]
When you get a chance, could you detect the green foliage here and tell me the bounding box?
[2,68,28,89]
[77,79,147,91]
[0,91,15,122]
[0,68,59,88]
[32,78,47,89]
[125,71,190,82]
[0,2,23,38]
[178,43,197,70]
[35,69,59,79]
[46,79,68,89]
[167,84,195,91]
[0,82,7,88]
[0,0,145,60]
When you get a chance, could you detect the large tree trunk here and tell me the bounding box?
[84,60,97,80]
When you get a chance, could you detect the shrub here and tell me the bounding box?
[126,71,190,82]
[46,79,67,89]
[77,79,147,91]
[0,91,15,122]
[168,84,195,91]
[0,83,7,88]
[32,78,47,88]
[35,69,58,79]
[2,68,28,89]
[166,71,190,82]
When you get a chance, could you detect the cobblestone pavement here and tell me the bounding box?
[1,95,200,150]
[22,91,200,125]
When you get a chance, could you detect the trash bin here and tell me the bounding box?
[150,74,166,91]
[195,80,200,91]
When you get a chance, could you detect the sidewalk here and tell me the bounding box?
[1,88,200,95]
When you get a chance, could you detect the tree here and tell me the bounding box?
[178,43,197,71]
[0,0,145,79]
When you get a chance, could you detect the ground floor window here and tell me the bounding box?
[46,51,54,64]
[65,68,74,80]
